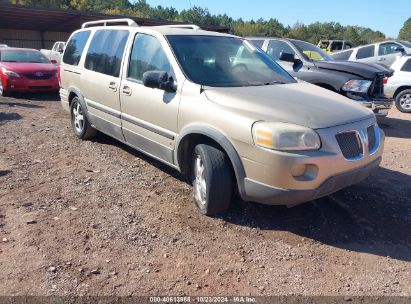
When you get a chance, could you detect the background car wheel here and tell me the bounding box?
[0,82,9,97]
[395,89,411,113]
[192,144,232,216]
[70,97,97,139]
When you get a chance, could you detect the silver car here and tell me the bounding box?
[385,55,411,113]
[332,40,411,67]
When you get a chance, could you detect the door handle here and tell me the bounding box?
[108,81,117,91]
[377,58,386,61]
[122,86,132,96]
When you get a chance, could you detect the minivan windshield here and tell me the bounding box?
[292,40,334,61]
[167,35,295,87]
[0,49,50,63]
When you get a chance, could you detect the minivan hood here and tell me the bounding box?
[314,60,393,79]
[0,62,57,73]
[204,82,374,129]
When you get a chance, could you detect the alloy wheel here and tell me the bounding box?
[399,94,411,111]
[72,103,85,133]
[193,155,207,206]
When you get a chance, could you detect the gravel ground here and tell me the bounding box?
[0,93,410,297]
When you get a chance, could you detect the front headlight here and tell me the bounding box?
[342,79,371,93]
[1,67,20,78]
[252,122,321,151]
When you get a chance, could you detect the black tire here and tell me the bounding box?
[395,89,411,113]
[191,144,232,216]
[70,97,97,139]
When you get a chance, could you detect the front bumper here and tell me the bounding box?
[243,156,381,205]
[3,76,59,92]
[354,98,393,117]
[237,118,384,206]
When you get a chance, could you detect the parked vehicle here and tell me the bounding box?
[0,48,59,96]
[248,37,393,117]
[41,41,66,64]
[318,39,352,54]
[0,44,8,48]
[384,55,411,113]
[331,40,411,67]
[60,19,384,216]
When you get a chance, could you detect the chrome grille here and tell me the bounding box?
[336,131,363,159]
[367,125,376,151]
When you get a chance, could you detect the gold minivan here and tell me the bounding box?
[60,19,384,215]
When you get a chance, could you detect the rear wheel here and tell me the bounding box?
[395,89,411,113]
[70,97,97,139]
[192,144,232,216]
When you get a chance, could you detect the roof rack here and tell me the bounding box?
[163,24,201,31]
[82,18,138,28]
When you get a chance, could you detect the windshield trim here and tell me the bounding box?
[165,35,295,88]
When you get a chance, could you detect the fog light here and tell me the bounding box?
[291,164,318,181]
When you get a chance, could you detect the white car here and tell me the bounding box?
[385,55,411,113]
[0,44,8,48]
[332,40,411,67]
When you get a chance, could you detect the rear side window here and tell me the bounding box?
[249,40,265,48]
[85,30,129,77]
[330,41,343,52]
[63,31,91,66]
[401,59,411,72]
[356,45,375,59]
[267,40,295,61]
[332,50,353,60]
[128,33,172,81]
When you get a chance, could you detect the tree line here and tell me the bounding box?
[5,0,410,46]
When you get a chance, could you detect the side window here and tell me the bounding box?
[401,59,411,72]
[85,30,129,77]
[331,42,343,52]
[332,50,353,60]
[128,33,172,81]
[249,40,264,49]
[267,40,295,61]
[63,31,91,66]
[378,43,401,56]
[356,45,375,59]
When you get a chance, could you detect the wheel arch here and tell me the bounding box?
[175,125,247,199]
[393,86,411,99]
[67,87,91,121]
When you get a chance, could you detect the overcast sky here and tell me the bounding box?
[144,0,409,38]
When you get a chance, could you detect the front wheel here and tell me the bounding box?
[192,144,233,216]
[395,89,411,113]
[70,97,97,139]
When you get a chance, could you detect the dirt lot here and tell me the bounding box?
[0,93,410,297]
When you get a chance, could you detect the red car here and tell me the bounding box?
[0,47,59,97]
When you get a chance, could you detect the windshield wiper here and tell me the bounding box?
[2,60,17,62]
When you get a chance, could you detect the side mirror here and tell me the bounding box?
[293,59,303,72]
[50,59,57,64]
[395,46,405,54]
[58,48,64,54]
[142,71,176,93]
[279,52,303,72]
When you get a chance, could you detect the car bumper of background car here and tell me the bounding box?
[355,98,393,117]
[3,76,59,92]
[238,118,384,206]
